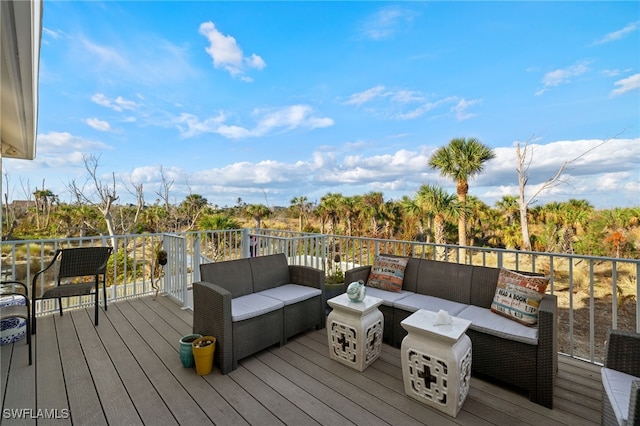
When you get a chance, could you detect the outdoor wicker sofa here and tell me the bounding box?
[601,328,640,425]
[344,255,558,408]
[193,253,325,374]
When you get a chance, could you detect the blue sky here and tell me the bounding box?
[5,1,639,210]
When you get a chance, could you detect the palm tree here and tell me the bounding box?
[319,193,343,235]
[558,199,593,254]
[179,194,208,231]
[495,195,520,226]
[399,196,430,242]
[290,196,311,232]
[244,204,271,229]
[340,195,361,237]
[428,137,495,248]
[33,188,56,229]
[380,200,402,239]
[465,195,492,246]
[360,191,384,236]
[415,184,460,260]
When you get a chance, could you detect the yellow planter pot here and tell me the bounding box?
[192,336,216,376]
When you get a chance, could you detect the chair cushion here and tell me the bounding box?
[393,294,467,316]
[366,255,408,292]
[363,287,413,306]
[457,305,538,345]
[257,284,321,306]
[231,293,284,322]
[602,367,638,426]
[490,268,549,326]
[200,258,253,298]
[249,253,291,292]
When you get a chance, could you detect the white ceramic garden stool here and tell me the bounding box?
[326,293,383,372]
[400,309,472,417]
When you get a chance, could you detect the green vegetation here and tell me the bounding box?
[3,136,637,259]
[4,192,639,259]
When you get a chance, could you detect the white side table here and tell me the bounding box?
[400,309,472,417]
[327,293,384,372]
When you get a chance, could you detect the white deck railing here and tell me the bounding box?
[2,228,638,364]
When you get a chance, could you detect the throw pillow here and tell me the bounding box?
[491,268,549,326]
[366,255,409,292]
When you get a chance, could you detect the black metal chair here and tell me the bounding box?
[31,247,113,334]
[0,281,32,365]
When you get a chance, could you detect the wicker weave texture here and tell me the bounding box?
[345,256,557,408]
[31,247,112,333]
[193,254,325,374]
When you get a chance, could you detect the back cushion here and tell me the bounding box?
[249,253,290,292]
[416,260,473,304]
[366,255,409,292]
[402,257,420,293]
[200,258,253,298]
[470,265,501,308]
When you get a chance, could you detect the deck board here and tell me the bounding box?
[35,316,71,426]
[1,295,604,425]
[55,311,106,425]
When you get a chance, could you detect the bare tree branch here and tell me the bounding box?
[516,132,621,250]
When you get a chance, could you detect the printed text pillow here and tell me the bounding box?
[491,269,549,326]
[366,255,408,292]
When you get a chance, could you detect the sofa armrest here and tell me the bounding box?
[289,265,325,291]
[630,379,640,425]
[538,295,557,353]
[192,281,234,374]
[604,329,640,377]
[344,266,371,290]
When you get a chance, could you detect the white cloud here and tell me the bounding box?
[199,21,266,80]
[592,21,640,45]
[535,62,590,96]
[91,93,140,112]
[174,105,333,139]
[181,139,632,207]
[85,118,114,132]
[3,132,112,175]
[345,86,474,121]
[602,69,621,77]
[452,98,481,121]
[81,38,127,68]
[343,85,388,106]
[610,73,640,97]
[42,27,61,40]
[359,7,417,40]
[36,131,111,154]
[174,112,227,138]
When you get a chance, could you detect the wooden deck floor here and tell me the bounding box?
[1,295,602,425]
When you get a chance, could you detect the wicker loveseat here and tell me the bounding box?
[344,256,557,408]
[193,253,325,374]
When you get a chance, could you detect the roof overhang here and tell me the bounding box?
[1,0,42,160]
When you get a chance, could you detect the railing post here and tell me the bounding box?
[180,235,188,309]
[242,228,250,258]
[192,233,201,282]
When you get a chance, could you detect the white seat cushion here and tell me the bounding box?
[393,293,467,316]
[602,367,638,426]
[457,305,538,345]
[258,284,321,306]
[231,293,284,322]
[364,287,413,306]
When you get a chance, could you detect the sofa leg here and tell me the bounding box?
[531,389,553,409]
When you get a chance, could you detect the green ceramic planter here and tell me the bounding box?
[179,334,201,368]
